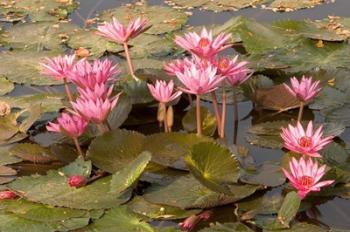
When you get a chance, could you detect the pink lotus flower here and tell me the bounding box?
[68,58,120,89]
[215,56,252,86]
[175,62,225,95]
[41,55,76,80]
[0,191,17,200]
[281,121,333,158]
[77,84,114,102]
[284,76,321,102]
[97,17,149,43]
[175,27,231,59]
[282,157,334,199]
[163,58,193,76]
[147,80,182,104]
[68,175,87,188]
[71,93,120,124]
[47,113,88,138]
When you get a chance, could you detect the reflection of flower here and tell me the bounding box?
[215,56,251,86]
[282,157,334,199]
[97,17,148,43]
[0,191,17,199]
[175,28,231,59]
[147,80,182,104]
[47,113,88,138]
[0,101,10,117]
[68,175,87,188]
[284,76,321,102]
[175,62,224,95]
[41,55,76,80]
[281,121,333,158]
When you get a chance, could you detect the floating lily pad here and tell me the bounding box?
[121,79,154,104]
[85,206,155,232]
[110,151,151,194]
[199,222,254,232]
[100,5,188,35]
[276,191,301,228]
[0,50,63,86]
[0,145,22,165]
[61,157,92,178]
[67,29,122,58]
[268,0,329,12]
[309,86,347,111]
[185,142,240,194]
[9,143,57,163]
[324,104,350,127]
[263,222,326,232]
[0,76,14,96]
[127,196,200,220]
[107,95,132,129]
[9,159,131,210]
[182,106,217,136]
[240,161,285,187]
[2,22,77,51]
[143,175,259,209]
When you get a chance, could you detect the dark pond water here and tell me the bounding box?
[9,0,350,230]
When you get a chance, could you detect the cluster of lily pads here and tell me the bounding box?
[0,0,349,232]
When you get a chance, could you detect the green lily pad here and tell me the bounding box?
[185,142,240,194]
[61,157,92,178]
[0,113,19,141]
[100,5,188,35]
[0,93,64,113]
[0,76,14,96]
[84,206,155,232]
[268,0,330,12]
[107,95,133,129]
[324,104,350,127]
[8,159,131,209]
[0,145,22,165]
[2,22,77,51]
[276,191,301,228]
[240,161,285,187]
[182,106,217,136]
[199,222,254,231]
[143,175,259,209]
[310,85,347,111]
[120,79,154,104]
[0,50,63,86]
[87,129,213,172]
[110,151,151,194]
[263,222,326,232]
[9,143,57,163]
[127,196,200,220]
[67,29,123,58]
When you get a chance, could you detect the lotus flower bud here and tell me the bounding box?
[157,103,166,123]
[0,191,17,199]
[166,105,174,129]
[0,101,10,117]
[68,175,87,188]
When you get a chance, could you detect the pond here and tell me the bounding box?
[0,0,349,231]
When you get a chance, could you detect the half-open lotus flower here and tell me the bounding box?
[281,121,333,158]
[97,17,149,43]
[41,55,76,80]
[282,157,334,199]
[215,56,251,86]
[284,76,321,102]
[164,58,193,76]
[175,62,225,95]
[47,112,88,138]
[147,80,182,104]
[68,59,120,89]
[175,27,231,59]
[72,93,121,124]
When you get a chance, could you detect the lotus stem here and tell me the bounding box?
[166,105,174,132]
[96,123,110,134]
[232,86,238,145]
[196,94,202,136]
[73,137,84,159]
[63,78,73,103]
[123,42,137,80]
[220,84,227,138]
[188,94,193,106]
[211,92,221,135]
[297,101,304,122]
[162,103,168,133]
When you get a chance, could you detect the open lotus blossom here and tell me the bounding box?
[284,76,321,102]
[68,175,87,188]
[164,58,193,76]
[0,191,17,200]
[147,80,182,104]
[281,121,333,158]
[68,59,120,89]
[41,55,76,80]
[72,93,121,124]
[282,157,334,199]
[77,84,114,101]
[175,27,231,59]
[97,17,149,43]
[175,62,225,95]
[47,112,88,138]
[215,56,252,86]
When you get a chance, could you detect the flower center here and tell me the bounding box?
[298,136,312,148]
[198,38,210,48]
[218,58,229,70]
[299,175,314,187]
